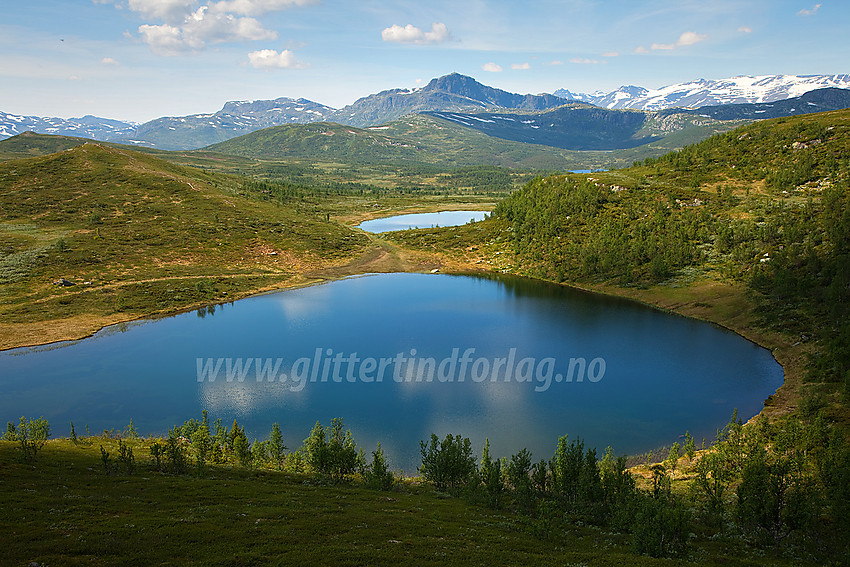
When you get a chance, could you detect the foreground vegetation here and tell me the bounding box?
[4,410,845,566]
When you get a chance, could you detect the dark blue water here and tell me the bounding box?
[0,273,783,472]
[357,211,489,233]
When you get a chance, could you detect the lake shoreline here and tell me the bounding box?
[0,213,798,431]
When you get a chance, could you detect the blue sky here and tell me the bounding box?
[1,0,846,122]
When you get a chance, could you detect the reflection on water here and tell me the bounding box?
[0,273,783,473]
[357,210,489,233]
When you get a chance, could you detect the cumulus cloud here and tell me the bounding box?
[646,31,707,51]
[511,62,531,70]
[381,22,451,45]
[247,48,307,69]
[101,57,120,65]
[601,51,619,57]
[101,0,308,55]
[797,3,821,15]
[210,0,317,16]
[569,57,599,64]
[482,62,502,72]
[127,0,196,23]
[138,6,276,55]
[547,60,564,66]
[677,31,706,46]
[738,26,752,33]
[634,45,649,54]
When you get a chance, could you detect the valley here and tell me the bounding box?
[1,72,849,565]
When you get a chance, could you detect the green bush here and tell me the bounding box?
[363,443,395,491]
[419,433,476,493]
[16,416,50,462]
[304,418,362,483]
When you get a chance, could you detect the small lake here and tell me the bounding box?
[0,273,783,473]
[357,210,489,233]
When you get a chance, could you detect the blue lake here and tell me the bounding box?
[357,211,489,233]
[0,273,783,473]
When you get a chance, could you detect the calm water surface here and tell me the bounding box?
[357,211,489,233]
[0,273,782,472]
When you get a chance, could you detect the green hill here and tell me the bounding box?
[0,131,93,160]
[422,104,737,151]
[0,142,368,345]
[208,114,738,171]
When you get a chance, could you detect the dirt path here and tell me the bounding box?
[0,237,449,351]
[310,236,440,279]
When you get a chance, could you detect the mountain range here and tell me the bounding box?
[1,73,848,151]
[0,112,136,141]
[554,74,850,110]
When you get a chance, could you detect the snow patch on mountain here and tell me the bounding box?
[0,112,137,141]
[555,74,850,110]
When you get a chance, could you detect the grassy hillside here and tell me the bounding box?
[208,113,739,171]
[0,142,370,347]
[0,131,94,161]
[208,122,422,163]
[0,131,260,169]
[0,424,821,567]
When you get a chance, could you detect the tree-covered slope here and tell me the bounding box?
[494,108,850,396]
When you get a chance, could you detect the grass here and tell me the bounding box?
[0,438,812,567]
[0,143,374,348]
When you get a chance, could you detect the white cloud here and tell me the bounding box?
[112,0,307,55]
[602,51,619,57]
[247,48,307,69]
[139,23,188,54]
[569,57,599,64]
[738,26,752,33]
[797,3,821,15]
[381,22,451,45]
[648,31,707,51]
[482,62,502,72]
[511,62,531,70]
[650,41,675,50]
[677,31,706,46]
[138,6,276,55]
[128,0,196,23]
[547,60,564,66]
[634,45,649,54]
[101,57,120,65]
[210,0,316,16]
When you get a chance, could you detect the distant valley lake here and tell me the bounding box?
[0,273,783,473]
[357,210,489,233]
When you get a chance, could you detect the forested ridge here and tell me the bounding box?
[496,109,850,399]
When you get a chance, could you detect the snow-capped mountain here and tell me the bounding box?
[555,74,850,110]
[326,73,565,128]
[4,73,849,151]
[113,97,335,150]
[0,112,136,141]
